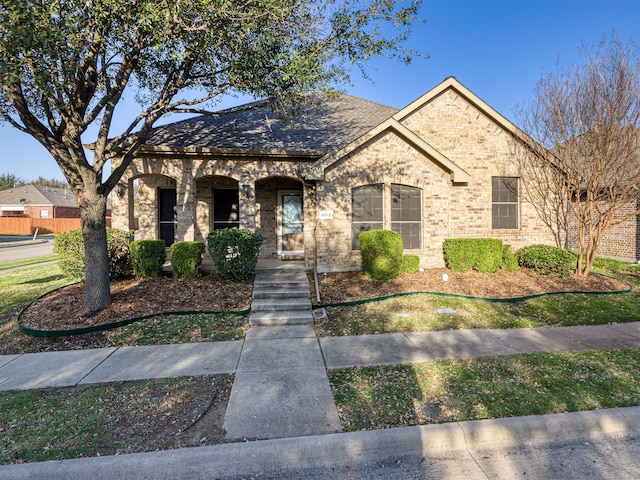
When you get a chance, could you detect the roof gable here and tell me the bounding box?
[393,77,518,133]
[308,118,470,182]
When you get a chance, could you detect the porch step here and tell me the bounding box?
[252,287,310,299]
[251,297,312,312]
[249,310,314,326]
[254,261,308,274]
[253,272,309,289]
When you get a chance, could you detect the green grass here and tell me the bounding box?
[329,349,640,431]
[0,376,231,464]
[0,255,58,271]
[319,291,640,336]
[0,263,70,314]
[107,312,248,345]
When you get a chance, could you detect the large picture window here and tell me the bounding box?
[492,177,519,229]
[352,183,422,250]
[391,184,422,249]
[351,184,383,249]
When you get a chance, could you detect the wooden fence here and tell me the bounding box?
[0,217,112,235]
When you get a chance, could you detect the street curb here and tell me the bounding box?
[1,406,639,479]
[0,239,48,248]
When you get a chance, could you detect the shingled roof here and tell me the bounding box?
[0,184,77,208]
[143,93,398,155]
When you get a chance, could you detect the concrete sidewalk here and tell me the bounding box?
[3,321,640,392]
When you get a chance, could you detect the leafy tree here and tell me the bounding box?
[0,0,422,311]
[0,172,24,191]
[514,34,640,276]
[32,176,69,189]
[0,173,68,190]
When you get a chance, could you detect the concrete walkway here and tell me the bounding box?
[3,322,640,392]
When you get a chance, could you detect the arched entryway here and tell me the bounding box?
[255,177,304,259]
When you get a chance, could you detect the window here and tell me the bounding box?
[213,188,239,230]
[352,183,423,250]
[351,184,383,249]
[492,177,519,229]
[391,185,422,249]
[40,209,49,218]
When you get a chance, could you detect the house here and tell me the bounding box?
[0,184,79,218]
[110,77,556,271]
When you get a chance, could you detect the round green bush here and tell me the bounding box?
[170,241,205,279]
[359,230,403,280]
[401,254,421,274]
[53,228,131,280]
[516,244,577,276]
[207,228,263,281]
[130,240,166,278]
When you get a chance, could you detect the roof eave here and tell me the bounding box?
[139,145,324,160]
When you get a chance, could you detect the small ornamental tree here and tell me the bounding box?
[514,34,640,276]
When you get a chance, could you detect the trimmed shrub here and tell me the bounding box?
[443,238,504,273]
[516,244,577,276]
[359,230,403,280]
[170,241,205,279]
[501,244,519,272]
[401,254,421,274]
[54,228,130,280]
[130,239,166,278]
[207,228,263,281]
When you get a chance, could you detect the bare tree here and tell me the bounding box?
[515,33,640,275]
[0,0,422,312]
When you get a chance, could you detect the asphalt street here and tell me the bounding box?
[0,236,54,263]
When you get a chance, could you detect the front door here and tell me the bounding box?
[278,191,303,258]
[158,188,176,246]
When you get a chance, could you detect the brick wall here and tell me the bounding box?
[313,89,556,272]
[567,201,640,261]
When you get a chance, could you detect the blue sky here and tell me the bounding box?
[1,0,639,183]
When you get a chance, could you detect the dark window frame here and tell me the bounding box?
[391,184,422,250]
[492,177,519,230]
[351,184,383,250]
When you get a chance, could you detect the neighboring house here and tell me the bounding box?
[0,184,79,218]
[110,77,556,271]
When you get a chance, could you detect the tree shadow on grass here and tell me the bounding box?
[21,275,66,284]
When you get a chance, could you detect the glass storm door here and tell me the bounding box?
[278,192,303,257]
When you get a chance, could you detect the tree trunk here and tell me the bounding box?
[79,192,111,312]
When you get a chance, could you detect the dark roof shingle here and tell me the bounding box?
[144,93,398,154]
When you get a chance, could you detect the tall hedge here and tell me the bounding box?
[170,241,205,279]
[207,228,263,281]
[53,228,130,280]
[359,229,403,280]
[443,238,504,273]
[130,239,166,278]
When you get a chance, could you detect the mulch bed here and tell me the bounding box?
[18,273,253,332]
[315,268,630,304]
[17,268,630,334]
